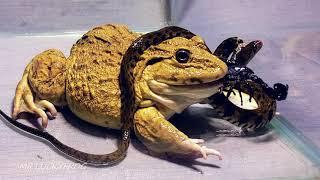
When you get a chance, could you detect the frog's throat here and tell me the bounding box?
[146,79,222,113]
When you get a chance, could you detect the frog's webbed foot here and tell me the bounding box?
[134,107,222,160]
[12,49,67,128]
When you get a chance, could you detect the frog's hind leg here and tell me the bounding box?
[134,107,222,160]
[12,49,67,128]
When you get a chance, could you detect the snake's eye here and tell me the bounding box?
[176,49,190,63]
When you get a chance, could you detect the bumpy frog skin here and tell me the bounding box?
[8,24,227,165]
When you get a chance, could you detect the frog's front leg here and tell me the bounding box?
[13,49,67,128]
[134,106,222,160]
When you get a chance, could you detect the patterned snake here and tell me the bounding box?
[209,37,288,135]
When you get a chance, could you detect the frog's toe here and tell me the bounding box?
[201,146,222,160]
[182,139,222,160]
[190,138,205,144]
[36,100,58,117]
[12,76,50,128]
[13,95,49,128]
[27,105,49,128]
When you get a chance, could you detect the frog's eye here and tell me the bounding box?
[175,49,190,63]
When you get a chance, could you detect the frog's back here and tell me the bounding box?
[66,24,140,129]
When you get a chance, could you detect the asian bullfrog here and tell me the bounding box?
[10,24,228,165]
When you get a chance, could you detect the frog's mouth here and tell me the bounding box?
[172,78,224,88]
[148,78,223,100]
[156,75,225,89]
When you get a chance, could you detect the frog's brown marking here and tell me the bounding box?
[0,26,202,166]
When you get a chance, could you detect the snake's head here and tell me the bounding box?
[135,35,228,113]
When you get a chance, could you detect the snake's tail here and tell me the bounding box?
[0,109,129,166]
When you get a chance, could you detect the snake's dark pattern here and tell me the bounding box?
[209,37,288,133]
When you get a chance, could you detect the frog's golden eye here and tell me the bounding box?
[175,49,190,63]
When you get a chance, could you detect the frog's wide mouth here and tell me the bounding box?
[157,77,224,89]
[148,78,224,100]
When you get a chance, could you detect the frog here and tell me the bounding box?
[7,24,228,166]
